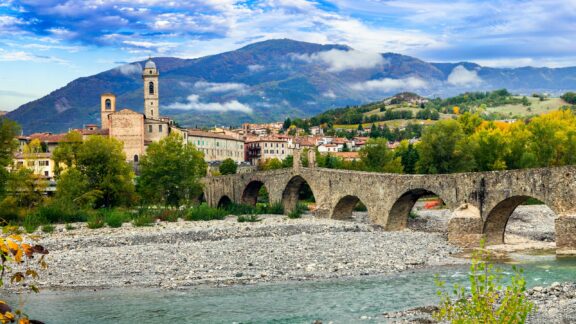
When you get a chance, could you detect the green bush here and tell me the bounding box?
[237,214,262,223]
[287,210,302,219]
[65,223,75,231]
[353,201,368,212]
[35,201,89,223]
[433,240,534,323]
[287,202,309,219]
[264,202,284,215]
[132,213,155,227]
[23,213,45,233]
[87,213,105,229]
[156,209,185,222]
[41,224,55,233]
[103,210,128,228]
[187,203,227,221]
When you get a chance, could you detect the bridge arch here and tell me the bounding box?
[483,195,557,245]
[241,180,268,206]
[282,175,316,213]
[331,195,368,221]
[387,188,447,230]
[217,195,232,208]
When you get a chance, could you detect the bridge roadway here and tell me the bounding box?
[202,161,576,255]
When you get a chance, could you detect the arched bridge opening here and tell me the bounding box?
[282,175,315,214]
[241,181,269,206]
[388,189,446,231]
[331,195,368,222]
[217,195,232,208]
[483,195,557,246]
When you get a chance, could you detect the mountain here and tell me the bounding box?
[7,39,576,133]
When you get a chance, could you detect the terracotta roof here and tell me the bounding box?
[79,128,109,136]
[187,130,244,142]
[330,152,360,159]
[27,133,68,143]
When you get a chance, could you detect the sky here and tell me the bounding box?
[1,0,576,110]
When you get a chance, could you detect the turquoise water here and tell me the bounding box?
[7,254,576,323]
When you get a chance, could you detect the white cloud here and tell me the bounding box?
[248,64,264,72]
[322,90,337,98]
[350,77,428,92]
[193,81,248,93]
[116,63,142,75]
[446,65,482,86]
[293,49,385,72]
[166,94,252,113]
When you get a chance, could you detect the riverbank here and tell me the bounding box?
[28,213,465,290]
[382,282,576,323]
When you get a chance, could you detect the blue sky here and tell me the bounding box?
[1,0,576,110]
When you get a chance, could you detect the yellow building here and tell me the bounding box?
[187,130,245,163]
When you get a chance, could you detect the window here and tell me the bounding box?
[105,99,111,110]
[282,144,284,148]
[44,171,49,177]
[27,161,34,167]
[148,125,153,133]
[39,160,49,166]
[134,155,139,162]
[159,125,163,132]
[150,109,153,117]
[149,82,154,95]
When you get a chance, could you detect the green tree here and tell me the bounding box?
[458,112,483,135]
[395,140,419,174]
[357,123,364,131]
[282,118,292,130]
[0,117,20,198]
[561,92,576,105]
[358,138,403,173]
[470,123,509,171]
[281,155,294,168]
[52,130,83,177]
[259,158,283,170]
[56,136,135,208]
[416,119,475,174]
[138,134,206,206]
[219,158,238,175]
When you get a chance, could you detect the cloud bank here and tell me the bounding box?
[166,94,252,113]
[293,49,385,72]
[193,81,248,93]
[116,63,142,76]
[350,77,428,92]
[447,65,482,86]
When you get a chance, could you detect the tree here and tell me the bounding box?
[470,122,509,171]
[281,155,294,168]
[219,158,237,175]
[56,136,135,208]
[416,119,475,174]
[0,118,20,199]
[52,130,83,177]
[282,118,292,130]
[395,140,419,174]
[357,123,364,131]
[358,138,403,173]
[138,134,206,206]
[259,158,283,170]
[561,92,576,105]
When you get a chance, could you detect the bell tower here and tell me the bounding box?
[100,93,116,129]
[142,57,159,119]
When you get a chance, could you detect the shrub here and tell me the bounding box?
[41,224,55,233]
[187,203,227,221]
[65,223,75,231]
[265,202,284,215]
[87,213,105,229]
[433,240,534,323]
[353,202,368,212]
[237,214,262,223]
[287,210,302,219]
[409,211,418,219]
[132,213,154,227]
[156,209,184,222]
[104,210,128,228]
[23,214,45,233]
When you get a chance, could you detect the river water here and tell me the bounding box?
[7,253,576,323]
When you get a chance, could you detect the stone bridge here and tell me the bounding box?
[202,161,576,255]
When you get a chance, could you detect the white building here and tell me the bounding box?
[187,130,245,163]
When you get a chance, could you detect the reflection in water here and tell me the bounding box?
[7,254,576,324]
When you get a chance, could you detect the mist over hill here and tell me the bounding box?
[7,39,576,134]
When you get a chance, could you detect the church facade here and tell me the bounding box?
[100,58,179,164]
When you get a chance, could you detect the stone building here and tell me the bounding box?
[187,130,245,163]
[101,58,173,163]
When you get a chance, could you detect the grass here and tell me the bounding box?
[486,97,566,117]
[87,213,105,229]
[41,224,55,233]
[132,213,155,227]
[237,214,262,223]
[104,210,128,228]
[23,214,45,233]
[65,223,75,231]
[187,203,228,221]
[287,202,309,219]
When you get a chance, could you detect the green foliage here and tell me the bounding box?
[409,211,418,219]
[265,202,284,214]
[103,209,129,228]
[137,134,207,206]
[395,140,419,174]
[288,202,308,219]
[416,119,475,174]
[41,224,55,233]
[434,241,534,323]
[55,135,135,208]
[87,213,105,229]
[0,117,20,199]
[219,158,238,175]
[237,214,262,223]
[23,213,45,233]
[561,92,576,105]
[187,203,228,221]
[258,158,283,170]
[65,223,75,231]
[359,138,403,173]
[34,200,89,223]
[132,213,155,227]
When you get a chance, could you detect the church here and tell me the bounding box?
[100,58,186,164]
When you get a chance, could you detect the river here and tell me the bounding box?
[5,253,576,323]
